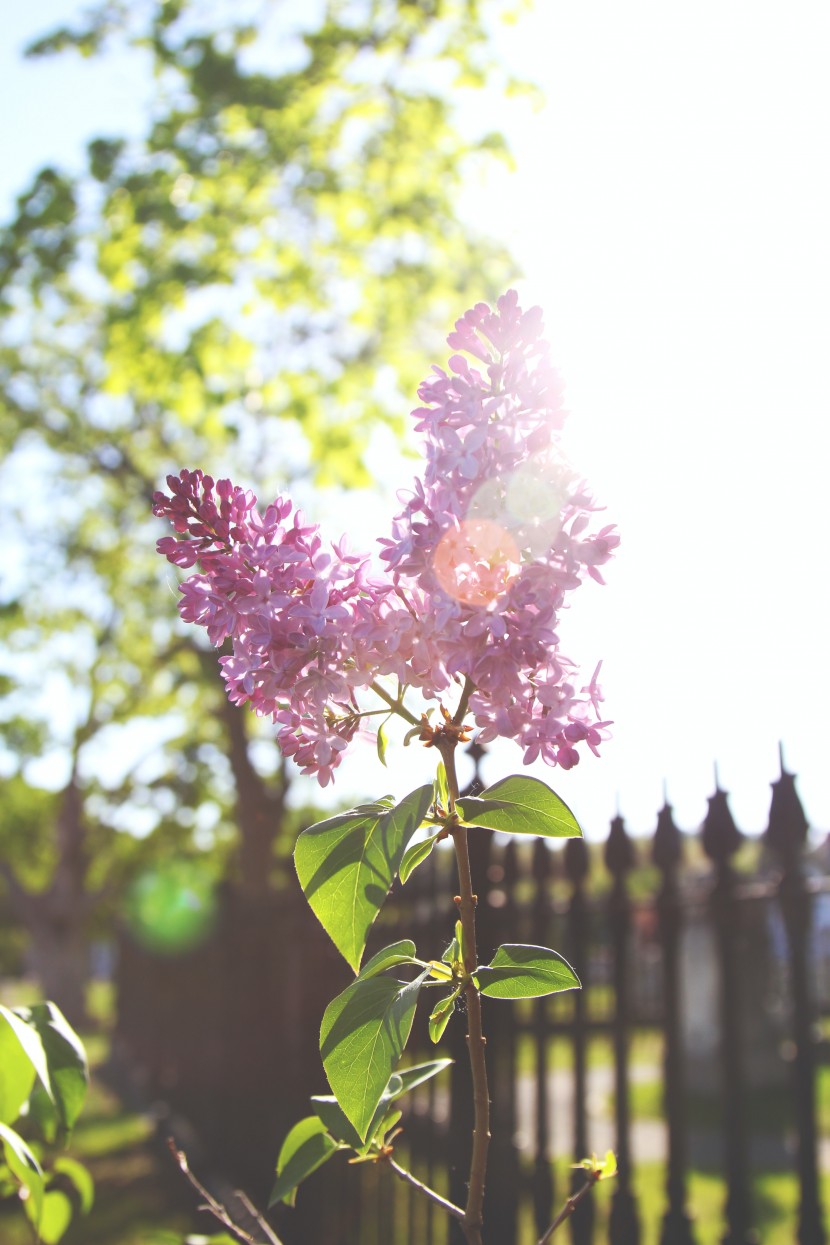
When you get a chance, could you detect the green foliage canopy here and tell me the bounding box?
[0,0,520,887]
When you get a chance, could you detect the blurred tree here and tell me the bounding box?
[0,0,522,1019]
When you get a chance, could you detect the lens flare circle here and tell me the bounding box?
[125,862,218,956]
[433,518,521,607]
[465,455,573,559]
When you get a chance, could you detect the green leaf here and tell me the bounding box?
[475,944,581,999]
[428,992,458,1043]
[434,761,449,808]
[269,1116,338,1208]
[14,1003,89,1135]
[29,1188,73,1244]
[0,1007,38,1124]
[311,1058,452,1152]
[0,1005,49,1108]
[376,718,390,767]
[27,1083,59,1144]
[295,785,434,971]
[53,1155,94,1213]
[441,929,460,965]
[320,970,428,1141]
[457,775,582,839]
[455,919,468,965]
[399,831,442,884]
[600,1149,618,1179]
[311,1074,403,1151]
[0,1120,44,1221]
[356,940,418,981]
[394,1058,453,1096]
[375,1107,402,1143]
[309,1096,363,1149]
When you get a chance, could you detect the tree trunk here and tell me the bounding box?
[24,919,90,1028]
[4,775,92,1028]
[219,700,288,899]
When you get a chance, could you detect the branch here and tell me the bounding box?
[368,679,420,726]
[452,675,474,726]
[385,1156,465,1221]
[441,742,489,1245]
[537,1172,602,1244]
[167,1139,284,1245]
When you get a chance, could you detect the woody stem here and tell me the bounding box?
[439,737,489,1245]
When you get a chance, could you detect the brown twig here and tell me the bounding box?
[368,678,421,726]
[385,1156,465,1220]
[537,1171,602,1244]
[438,733,490,1245]
[167,1138,284,1245]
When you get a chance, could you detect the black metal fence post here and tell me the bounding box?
[531,837,555,1234]
[653,801,696,1245]
[605,814,641,1245]
[565,836,594,1245]
[766,757,826,1245]
[701,785,757,1245]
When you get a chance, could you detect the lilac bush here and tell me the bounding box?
[154,292,618,1243]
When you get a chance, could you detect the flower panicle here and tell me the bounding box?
[154,292,618,784]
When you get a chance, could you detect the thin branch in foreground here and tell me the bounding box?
[167,1138,284,1245]
[537,1172,602,1245]
[385,1155,465,1221]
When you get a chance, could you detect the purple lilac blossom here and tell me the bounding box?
[153,291,618,784]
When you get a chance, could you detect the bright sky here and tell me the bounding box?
[2,1,829,841]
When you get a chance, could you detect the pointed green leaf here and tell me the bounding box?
[455,919,468,965]
[53,1156,95,1213]
[0,1005,49,1107]
[393,1059,453,1096]
[0,1007,38,1124]
[457,775,582,839]
[320,969,428,1141]
[376,719,390,767]
[599,1149,618,1179]
[356,940,418,982]
[269,1116,338,1207]
[14,1003,89,1135]
[0,1121,44,1221]
[434,761,449,808]
[475,944,581,999]
[27,1083,59,1143]
[428,960,453,980]
[312,1057,454,1151]
[428,991,458,1043]
[311,1075,403,1150]
[28,1188,73,1244]
[441,930,460,965]
[375,1107,402,1143]
[295,785,434,971]
[309,1096,363,1149]
[399,831,443,884]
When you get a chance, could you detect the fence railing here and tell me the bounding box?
[115,756,829,1244]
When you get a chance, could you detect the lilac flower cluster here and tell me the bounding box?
[154,292,618,784]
